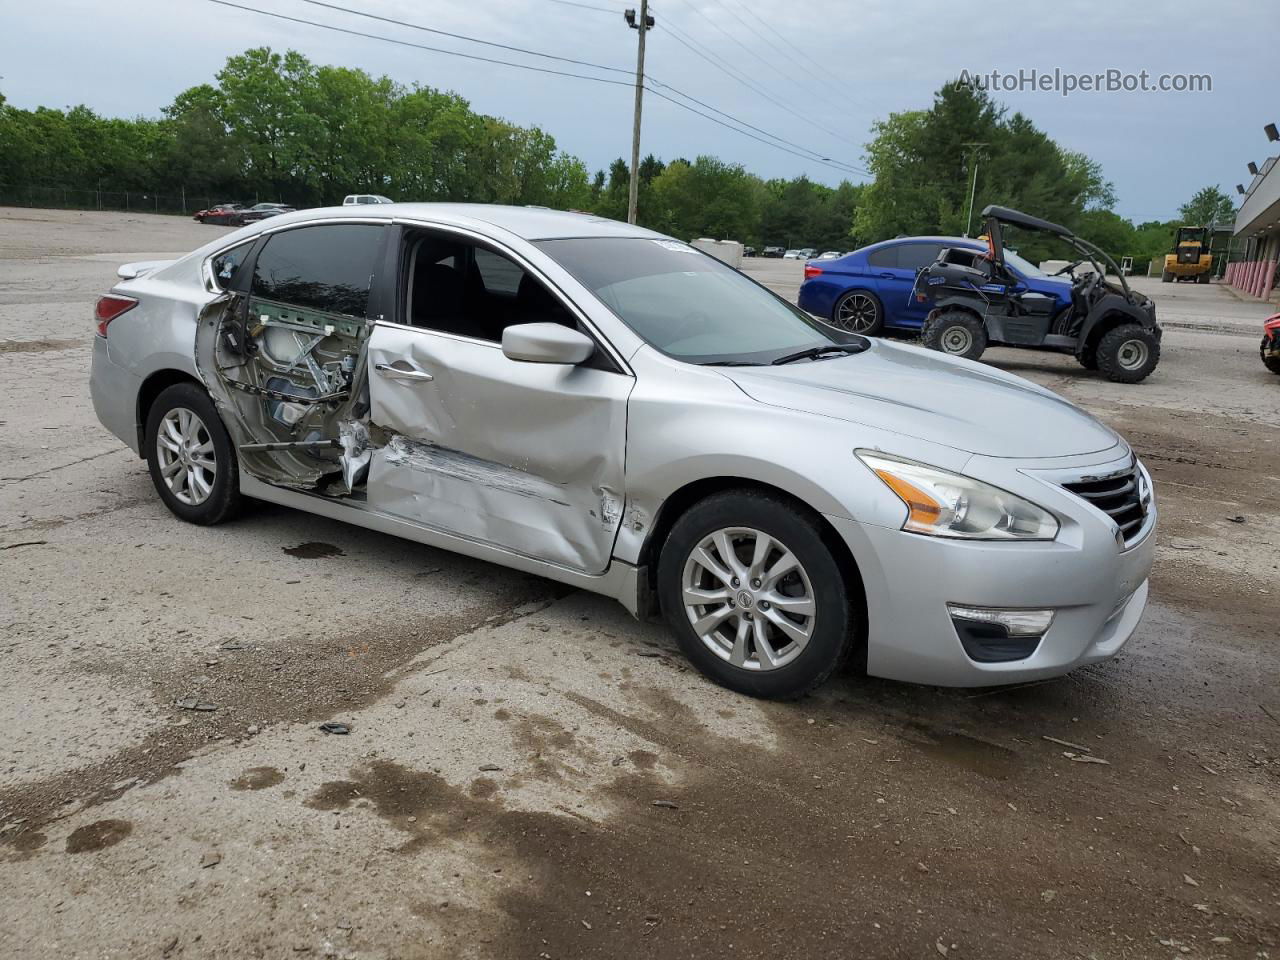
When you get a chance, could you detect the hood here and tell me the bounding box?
[721,340,1121,459]
[1024,275,1072,298]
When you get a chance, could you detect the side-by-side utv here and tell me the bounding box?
[916,205,1162,383]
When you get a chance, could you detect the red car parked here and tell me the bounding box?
[193,203,243,225]
[1262,313,1280,375]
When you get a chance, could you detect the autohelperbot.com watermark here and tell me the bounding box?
[955,68,1212,97]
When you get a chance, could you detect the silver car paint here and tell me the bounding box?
[90,203,1156,686]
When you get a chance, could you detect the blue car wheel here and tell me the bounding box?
[833,290,883,335]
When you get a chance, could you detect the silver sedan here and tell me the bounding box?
[89,204,1155,698]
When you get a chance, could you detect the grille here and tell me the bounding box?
[1062,465,1148,543]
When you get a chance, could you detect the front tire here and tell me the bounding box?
[832,290,884,335]
[1161,270,1172,283]
[1261,336,1280,375]
[1095,324,1160,383]
[657,490,854,699]
[145,383,242,525]
[922,309,988,361]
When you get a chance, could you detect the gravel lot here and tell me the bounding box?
[2,207,1278,960]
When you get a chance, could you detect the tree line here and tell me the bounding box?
[0,47,1234,263]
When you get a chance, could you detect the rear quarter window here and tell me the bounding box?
[866,246,899,268]
[211,241,254,290]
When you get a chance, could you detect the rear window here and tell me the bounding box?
[251,224,384,317]
[896,243,944,273]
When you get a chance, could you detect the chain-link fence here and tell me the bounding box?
[0,183,243,216]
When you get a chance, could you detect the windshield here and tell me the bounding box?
[1003,249,1049,279]
[536,237,851,364]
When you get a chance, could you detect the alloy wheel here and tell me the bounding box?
[681,527,816,671]
[155,407,217,505]
[835,294,879,332]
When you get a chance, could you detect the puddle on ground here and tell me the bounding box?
[65,819,132,854]
[282,542,344,559]
[230,766,285,791]
[902,722,1021,779]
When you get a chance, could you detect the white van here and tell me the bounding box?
[342,194,394,205]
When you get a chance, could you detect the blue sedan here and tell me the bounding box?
[798,236,1072,335]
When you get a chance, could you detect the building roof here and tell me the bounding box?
[1234,156,1280,238]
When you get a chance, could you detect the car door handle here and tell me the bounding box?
[878,272,895,279]
[374,362,434,382]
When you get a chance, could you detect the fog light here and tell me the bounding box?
[947,605,1056,664]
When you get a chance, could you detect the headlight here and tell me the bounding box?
[855,450,1059,541]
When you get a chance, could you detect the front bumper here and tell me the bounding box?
[827,446,1156,687]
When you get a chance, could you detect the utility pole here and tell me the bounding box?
[624,2,654,225]
[962,141,987,237]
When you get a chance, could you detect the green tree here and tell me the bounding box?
[1178,185,1235,227]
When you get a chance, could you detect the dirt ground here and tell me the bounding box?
[1,207,1277,960]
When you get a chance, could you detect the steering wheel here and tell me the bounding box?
[1053,259,1085,279]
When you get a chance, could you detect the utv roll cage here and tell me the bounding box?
[980,205,1135,302]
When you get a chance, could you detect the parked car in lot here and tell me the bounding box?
[783,249,802,259]
[743,246,756,257]
[342,194,394,205]
[762,246,785,258]
[799,235,1073,335]
[815,251,843,260]
[236,202,296,225]
[1262,313,1280,375]
[193,203,243,225]
[90,204,1155,698]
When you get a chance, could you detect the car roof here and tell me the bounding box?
[253,203,665,241]
[865,235,982,250]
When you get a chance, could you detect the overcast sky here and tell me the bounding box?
[3,0,1276,223]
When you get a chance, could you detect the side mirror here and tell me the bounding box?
[501,322,595,365]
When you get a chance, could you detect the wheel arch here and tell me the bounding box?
[634,476,868,666]
[1080,308,1145,354]
[135,369,205,454]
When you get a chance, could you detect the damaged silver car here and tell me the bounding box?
[91,205,1155,698]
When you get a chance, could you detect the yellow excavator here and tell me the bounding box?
[1161,226,1213,283]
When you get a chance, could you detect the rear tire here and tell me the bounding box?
[1161,270,1172,283]
[1096,324,1160,383]
[657,490,854,699]
[1197,273,1210,284]
[922,309,988,361]
[832,290,884,335]
[1076,345,1099,370]
[145,383,242,525]
[1262,337,1280,375]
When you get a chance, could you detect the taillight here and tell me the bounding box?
[803,264,823,279]
[94,295,138,337]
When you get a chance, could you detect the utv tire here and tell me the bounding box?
[145,382,242,525]
[1197,273,1210,284]
[657,490,854,700]
[1095,324,1160,383]
[922,309,988,362]
[832,290,884,335]
[1161,271,1172,283]
[1076,345,1099,370]
[1262,337,1280,375]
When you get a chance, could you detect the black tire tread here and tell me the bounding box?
[144,382,242,526]
[1095,323,1160,384]
[922,308,988,361]
[657,488,854,700]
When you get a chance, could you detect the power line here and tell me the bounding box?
[645,88,863,176]
[727,2,844,94]
[202,0,868,178]
[545,0,622,11]
[662,0,865,149]
[294,0,630,74]
[649,79,866,176]
[205,0,635,86]
[734,3,852,93]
